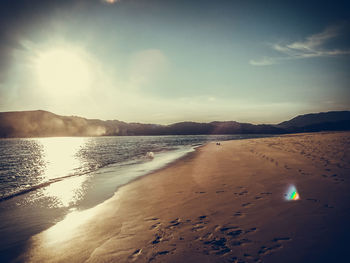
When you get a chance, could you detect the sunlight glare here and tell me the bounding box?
[36,49,91,96]
[43,176,87,207]
[44,209,95,244]
[40,137,85,179]
[103,0,118,4]
[38,137,87,207]
[42,192,121,245]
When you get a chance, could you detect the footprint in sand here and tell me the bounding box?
[245,227,257,234]
[243,253,255,260]
[258,243,282,255]
[130,248,142,260]
[284,164,291,170]
[191,224,206,232]
[229,256,240,263]
[261,192,272,195]
[231,238,252,247]
[335,178,345,182]
[219,226,239,232]
[150,222,161,230]
[272,237,291,242]
[227,229,243,238]
[198,215,207,220]
[148,249,175,262]
[152,234,162,244]
[256,237,291,258]
[145,217,160,221]
[167,218,181,228]
[203,237,231,256]
[233,211,244,217]
[306,198,319,203]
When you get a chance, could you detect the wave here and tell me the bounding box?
[0,172,90,202]
[0,146,196,203]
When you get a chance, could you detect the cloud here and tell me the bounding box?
[250,25,350,66]
[249,57,277,66]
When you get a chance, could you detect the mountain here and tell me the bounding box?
[0,110,349,138]
[277,111,350,132]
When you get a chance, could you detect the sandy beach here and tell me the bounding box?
[19,132,350,263]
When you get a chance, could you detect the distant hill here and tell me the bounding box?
[0,110,349,138]
[277,111,350,132]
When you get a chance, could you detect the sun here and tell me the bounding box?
[35,49,91,97]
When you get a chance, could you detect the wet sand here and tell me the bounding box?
[18,132,350,263]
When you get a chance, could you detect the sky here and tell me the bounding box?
[0,0,349,124]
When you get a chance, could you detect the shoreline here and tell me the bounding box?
[0,145,195,203]
[1,134,271,203]
[0,131,339,202]
[17,132,350,262]
[1,134,275,263]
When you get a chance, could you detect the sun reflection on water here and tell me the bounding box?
[40,137,85,179]
[36,137,88,207]
[42,176,87,207]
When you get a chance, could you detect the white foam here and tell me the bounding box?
[77,146,195,208]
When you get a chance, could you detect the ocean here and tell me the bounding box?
[0,134,273,261]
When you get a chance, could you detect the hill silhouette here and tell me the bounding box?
[0,110,349,138]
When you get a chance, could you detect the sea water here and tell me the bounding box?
[0,134,273,261]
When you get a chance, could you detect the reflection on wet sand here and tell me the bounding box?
[25,191,124,262]
[35,137,87,207]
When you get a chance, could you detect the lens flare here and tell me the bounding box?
[285,185,300,201]
[103,0,118,4]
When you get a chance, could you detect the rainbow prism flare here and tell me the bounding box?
[285,185,300,201]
